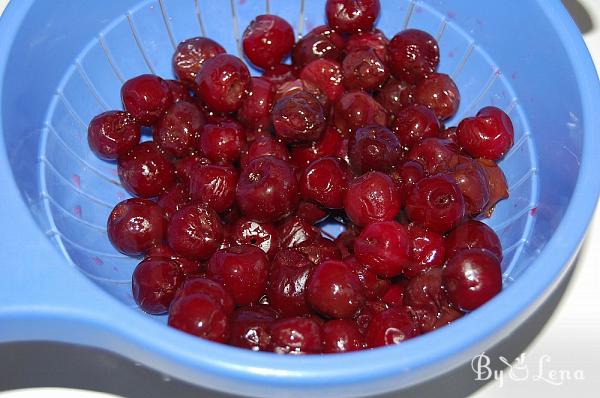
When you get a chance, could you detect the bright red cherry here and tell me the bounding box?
[199,119,247,164]
[322,319,365,353]
[271,317,323,354]
[446,220,503,261]
[326,0,380,34]
[292,25,345,68]
[300,59,344,103]
[229,306,277,351]
[390,104,441,150]
[232,218,280,258]
[346,29,389,62]
[87,111,141,160]
[388,29,439,84]
[154,101,205,158]
[238,77,275,131]
[354,221,411,278]
[121,74,173,125]
[344,171,401,226]
[342,48,389,91]
[414,73,460,121]
[407,137,461,175]
[404,223,446,277]
[195,54,251,113]
[117,142,175,198]
[172,37,225,85]
[243,14,295,70]
[300,157,350,209]
[167,203,223,260]
[132,257,183,314]
[168,293,230,342]
[456,106,514,161]
[334,90,388,136]
[241,136,290,167]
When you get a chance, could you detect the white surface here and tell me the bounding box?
[0,0,598,397]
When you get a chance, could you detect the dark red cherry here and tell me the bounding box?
[172,37,225,86]
[166,79,193,103]
[295,201,329,224]
[405,175,465,233]
[325,0,380,34]
[306,260,365,319]
[238,77,275,131]
[146,244,200,276]
[442,248,503,311]
[346,29,389,62]
[292,25,345,68]
[271,317,323,354]
[322,319,365,353]
[344,255,391,300]
[206,245,270,306]
[107,198,166,256]
[167,203,223,260]
[290,126,344,169]
[267,249,314,317]
[232,218,280,258]
[241,136,290,167]
[354,221,411,278]
[157,183,191,220]
[88,111,141,160]
[300,157,350,209]
[168,293,229,342]
[348,125,402,174]
[118,142,175,198]
[404,223,446,277]
[272,91,326,144]
[476,158,509,217]
[376,78,414,117]
[174,154,211,184]
[414,73,460,121]
[229,306,277,351]
[189,164,238,213]
[132,257,183,314]
[121,74,173,125]
[446,220,503,261]
[389,160,425,205]
[297,237,343,265]
[236,156,300,223]
[195,54,251,113]
[382,281,407,307]
[279,216,320,249]
[262,64,299,86]
[447,158,490,216]
[390,104,441,150]
[388,29,439,84]
[243,14,295,69]
[300,59,344,103]
[154,101,205,158]
[342,48,389,91]
[406,137,461,175]
[334,90,388,137]
[344,171,401,226]
[354,299,388,333]
[173,277,235,314]
[456,106,514,161]
[199,119,247,164]
[365,306,419,348]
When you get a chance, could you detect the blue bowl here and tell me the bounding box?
[0,0,599,397]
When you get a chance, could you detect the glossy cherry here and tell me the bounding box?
[166,79,193,103]
[404,223,446,277]
[172,37,225,85]
[354,221,411,278]
[388,29,439,84]
[346,29,389,62]
[206,244,270,306]
[168,293,230,342]
[446,220,503,261]
[442,248,503,311]
[173,277,235,314]
[87,111,141,160]
[407,137,461,175]
[348,124,402,174]
[344,255,391,300]
[342,48,389,91]
[456,106,514,161]
[174,154,210,184]
[236,156,300,223]
[232,218,280,258]
[229,306,277,351]
[271,317,323,354]
[344,171,401,226]
[241,136,290,167]
[195,54,251,113]
[117,142,175,198]
[289,126,344,169]
[306,260,365,319]
[278,216,320,249]
[447,158,490,216]
[154,101,205,158]
[121,74,173,125]
[325,0,380,34]
[107,198,166,256]
[238,77,275,131]
[405,175,465,233]
[272,91,326,144]
[389,160,425,205]
[292,25,345,68]
[189,164,238,213]
[267,249,314,317]
[157,183,190,220]
[390,104,441,150]
[334,90,388,136]
[299,59,344,102]
[146,244,199,276]
[199,119,247,164]
[297,237,343,265]
[295,201,329,224]
[243,14,295,69]
[322,319,365,353]
[365,306,419,348]
[414,73,460,121]
[167,203,223,260]
[300,157,349,209]
[132,257,183,314]
[376,78,414,117]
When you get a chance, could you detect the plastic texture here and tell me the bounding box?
[0,0,598,397]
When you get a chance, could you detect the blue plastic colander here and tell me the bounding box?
[0,0,599,397]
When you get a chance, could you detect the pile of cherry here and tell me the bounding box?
[88,0,514,354]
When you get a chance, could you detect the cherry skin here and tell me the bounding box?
[87,111,141,160]
[325,0,380,34]
[107,198,166,256]
[238,77,275,131]
[173,277,235,315]
[405,175,466,233]
[382,281,407,307]
[477,158,509,217]
[376,78,414,117]
[300,59,344,103]
[278,216,320,249]
[446,220,503,261]
[348,124,402,174]
[354,299,389,333]
[442,248,503,311]
[232,218,280,258]
[300,157,350,209]
[354,221,411,278]
[292,25,345,68]
[447,158,490,216]
[172,37,225,86]
[346,29,389,63]
[404,223,446,277]
[272,91,326,144]
[167,203,223,260]
[342,48,389,91]
[199,119,247,165]
[297,237,342,265]
[365,306,419,348]
[456,106,514,161]
[146,244,200,275]
[322,319,365,353]
[407,137,461,175]
[289,126,344,169]
[157,183,190,221]
[206,244,270,306]
[403,267,444,308]
[154,101,205,158]
[390,104,441,150]
[121,74,173,125]
[263,64,299,86]
[243,14,295,69]
[388,29,439,84]
[267,249,314,317]
[229,306,277,351]
[389,160,425,205]
[168,293,230,342]
[334,90,388,136]
[271,317,323,354]
[236,156,300,223]
[174,154,211,185]
[241,136,289,167]
[414,73,460,121]
[306,260,365,319]
[195,54,251,113]
[344,255,391,300]
[189,164,238,213]
[132,257,183,314]
[166,79,193,103]
[118,142,175,198]
[344,171,401,226]
[295,201,329,224]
